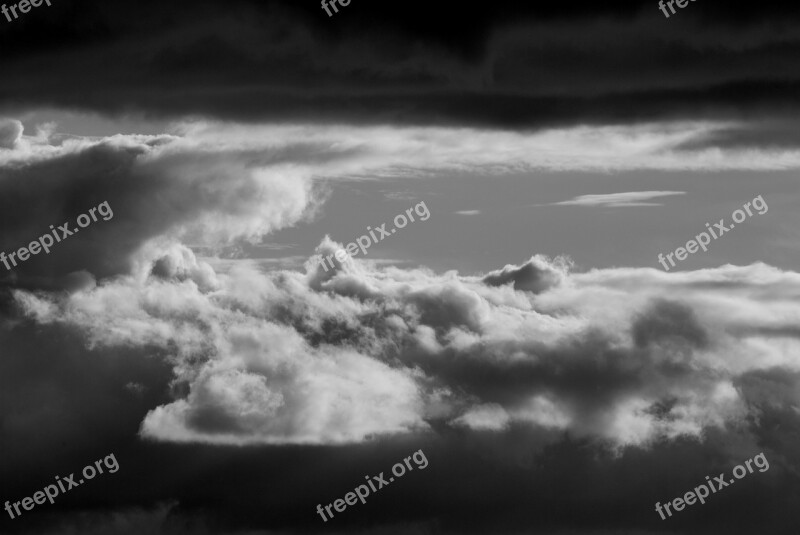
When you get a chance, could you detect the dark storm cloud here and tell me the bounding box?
[2,0,800,132]
[0,141,159,284]
[0,126,322,289]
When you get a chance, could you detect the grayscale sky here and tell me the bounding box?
[2,1,800,534]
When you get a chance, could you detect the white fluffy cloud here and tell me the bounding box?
[13,239,800,448]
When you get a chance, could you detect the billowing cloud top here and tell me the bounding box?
[12,234,800,449]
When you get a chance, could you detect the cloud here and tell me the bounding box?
[454,210,481,215]
[3,3,800,129]
[482,255,568,294]
[0,121,329,287]
[2,117,794,290]
[383,191,419,201]
[161,120,800,173]
[0,118,23,149]
[21,503,179,535]
[11,502,277,535]
[13,234,800,450]
[452,403,511,431]
[674,120,800,151]
[4,117,800,451]
[550,190,687,207]
[2,117,798,533]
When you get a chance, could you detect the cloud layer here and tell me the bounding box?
[2,116,799,534]
[2,117,797,292]
[2,121,798,447]
[3,1,800,130]
[13,238,800,450]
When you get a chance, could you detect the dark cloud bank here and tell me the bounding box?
[1,0,800,133]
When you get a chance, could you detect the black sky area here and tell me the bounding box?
[0,0,799,128]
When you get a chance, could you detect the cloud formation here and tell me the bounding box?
[551,191,687,207]
[2,117,795,290]
[2,114,799,533]
[6,122,800,447]
[13,238,800,449]
[3,1,800,129]
[0,118,23,149]
[2,120,798,448]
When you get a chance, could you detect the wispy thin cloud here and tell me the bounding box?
[550,191,686,208]
[383,191,418,201]
[252,243,298,251]
[455,210,481,215]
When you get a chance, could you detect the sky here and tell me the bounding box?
[1,1,800,534]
